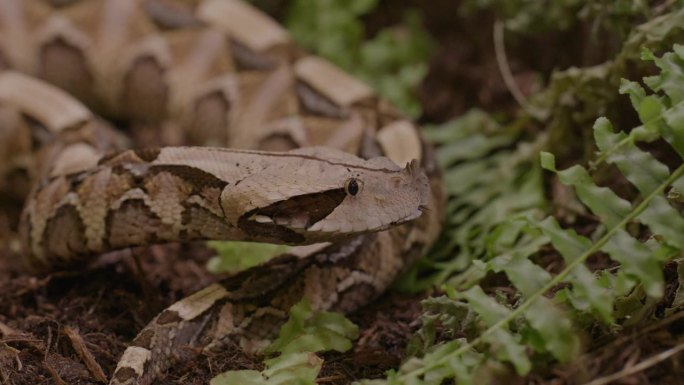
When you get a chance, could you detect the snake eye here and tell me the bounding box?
[345,178,361,196]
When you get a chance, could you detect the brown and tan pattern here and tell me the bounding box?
[0,1,445,384]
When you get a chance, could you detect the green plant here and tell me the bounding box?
[211,299,358,385]
[533,6,684,162]
[360,44,684,385]
[207,241,288,274]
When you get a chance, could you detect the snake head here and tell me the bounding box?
[230,147,430,244]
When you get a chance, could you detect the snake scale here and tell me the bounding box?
[0,0,445,384]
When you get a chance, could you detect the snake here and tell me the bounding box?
[0,0,445,384]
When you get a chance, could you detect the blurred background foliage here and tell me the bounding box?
[285,0,434,117]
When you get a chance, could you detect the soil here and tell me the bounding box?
[2,1,683,385]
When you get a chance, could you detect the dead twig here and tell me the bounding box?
[0,321,19,337]
[579,310,684,364]
[493,20,545,120]
[580,341,684,385]
[1,343,23,379]
[44,326,52,362]
[63,326,108,383]
[44,361,69,385]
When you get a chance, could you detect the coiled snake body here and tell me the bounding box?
[0,0,445,384]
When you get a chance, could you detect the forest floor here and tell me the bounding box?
[1,1,683,384]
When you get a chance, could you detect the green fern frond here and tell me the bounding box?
[210,352,323,385]
[211,300,358,385]
[398,110,547,292]
[362,43,684,385]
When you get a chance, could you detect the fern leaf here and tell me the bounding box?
[210,370,265,385]
[458,286,532,375]
[638,196,684,249]
[411,340,482,385]
[265,300,358,355]
[643,45,684,104]
[524,298,581,362]
[541,152,631,228]
[484,329,531,375]
[207,241,287,274]
[378,42,684,385]
[263,353,323,385]
[210,353,323,385]
[643,46,684,155]
[423,109,502,144]
[212,300,357,385]
[619,79,647,111]
[437,134,515,166]
[601,229,664,297]
[535,215,614,322]
[459,286,510,326]
[594,118,670,195]
[664,102,684,150]
[490,250,552,298]
[593,116,684,250]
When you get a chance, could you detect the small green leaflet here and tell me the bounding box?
[211,300,358,385]
[210,352,323,385]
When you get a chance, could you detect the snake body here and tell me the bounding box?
[0,1,445,384]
